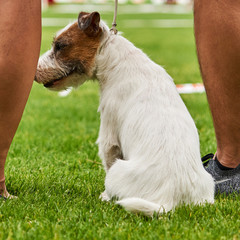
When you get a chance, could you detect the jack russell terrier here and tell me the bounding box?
[35,12,214,216]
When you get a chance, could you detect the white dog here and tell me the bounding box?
[35,11,214,216]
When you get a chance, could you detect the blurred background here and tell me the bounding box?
[37,0,216,154]
[2,3,217,236]
[40,0,197,86]
[42,0,193,6]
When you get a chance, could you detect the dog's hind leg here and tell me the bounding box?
[98,142,123,171]
[105,159,135,199]
[104,160,181,216]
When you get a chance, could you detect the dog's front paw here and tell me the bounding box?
[99,190,111,202]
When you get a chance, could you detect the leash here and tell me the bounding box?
[110,0,118,34]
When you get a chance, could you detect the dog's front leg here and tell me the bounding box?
[99,189,111,202]
[97,116,123,201]
[98,143,123,202]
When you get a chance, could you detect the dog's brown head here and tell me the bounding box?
[35,11,104,90]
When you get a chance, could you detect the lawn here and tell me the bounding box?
[1,3,239,240]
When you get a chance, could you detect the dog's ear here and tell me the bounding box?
[78,12,101,37]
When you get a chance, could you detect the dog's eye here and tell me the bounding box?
[54,42,67,52]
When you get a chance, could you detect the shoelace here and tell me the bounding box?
[201,153,214,167]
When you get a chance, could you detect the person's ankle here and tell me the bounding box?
[0,178,6,192]
[216,150,240,168]
[215,156,234,170]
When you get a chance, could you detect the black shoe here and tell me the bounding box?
[202,153,240,195]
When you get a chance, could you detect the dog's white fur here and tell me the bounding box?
[96,22,214,215]
[37,18,214,216]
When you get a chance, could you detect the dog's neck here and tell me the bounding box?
[95,33,145,91]
[94,27,175,114]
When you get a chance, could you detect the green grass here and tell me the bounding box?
[1,5,240,240]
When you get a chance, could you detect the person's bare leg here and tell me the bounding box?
[0,1,41,197]
[194,0,240,168]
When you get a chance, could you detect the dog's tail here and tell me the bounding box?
[117,198,165,216]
